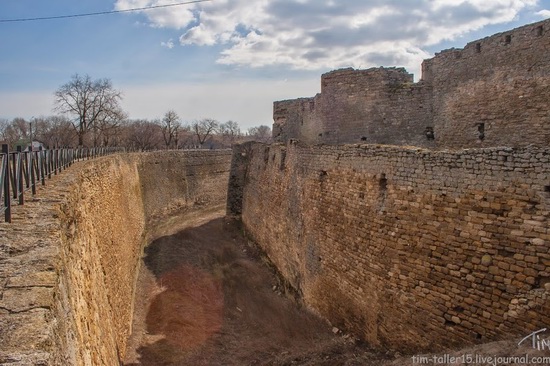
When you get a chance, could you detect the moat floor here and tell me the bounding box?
[123,215,389,366]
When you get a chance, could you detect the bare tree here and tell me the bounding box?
[219,120,241,146]
[0,118,17,146]
[33,115,78,148]
[161,110,181,149]
[247,125,272,143]
[191,118,219,148]
[123,119,164,151]
[0,117,29,148]
[54,74,124,146]
[96,108,126,147]
[0,118,8,140]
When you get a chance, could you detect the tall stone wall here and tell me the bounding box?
[426,20,550,148]
[0,150,231,365]
[228,142,550,352]
[273,18,550,149]
[58,156,146,365]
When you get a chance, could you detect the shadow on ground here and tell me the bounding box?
[123,217,388,366]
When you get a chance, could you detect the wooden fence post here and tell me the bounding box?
[2,144,11,223]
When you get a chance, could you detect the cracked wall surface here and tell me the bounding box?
[0,150,231,365]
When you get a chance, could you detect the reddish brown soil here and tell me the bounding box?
[123,216,390,366]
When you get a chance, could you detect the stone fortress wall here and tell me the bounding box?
[233,17,550,353]
[228,142,550,352]
[0,151,231,365]
[2,18,550,365]
[273,18,550,149]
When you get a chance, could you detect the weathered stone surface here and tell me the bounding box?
[273,18,550,150]
[0,150,232,365]
[228,142,550,353]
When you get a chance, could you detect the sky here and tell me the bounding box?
[0,0,549,130]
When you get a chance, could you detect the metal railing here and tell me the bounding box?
[0,144,124,223]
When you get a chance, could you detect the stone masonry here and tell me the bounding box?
[0,150,232,365]
[228,142,550,353]
[273,18,550,149]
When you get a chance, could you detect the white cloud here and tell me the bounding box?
[114,0,195,28]
[536,9,550,17]
[114,0,539,77]
[160,39,175,49]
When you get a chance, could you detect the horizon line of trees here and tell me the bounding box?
[0,114,272,151]
[0,74,272,151]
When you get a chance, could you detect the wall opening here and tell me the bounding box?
[477,123,485,141]
[476,43,481,53]
[425,127,435,140]
[536,25,543,37]
[504,35,512,44]
[379,174,387,192]
[377,173,388,211]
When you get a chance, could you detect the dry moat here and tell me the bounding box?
[123,214,389,366]
[1,17,549,366]
[0,146,548,366]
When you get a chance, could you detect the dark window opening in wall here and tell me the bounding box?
[544,185,550,194]
[477,123,485,141]
[425,127,435,140]
[379,174,387,192]
[536,25,543,37]
[475,333,482,340]
[318,133,323,137]
[377,174,388,209]
[476,43,481,53]
[504,35,512,44]
[360,136,367,141]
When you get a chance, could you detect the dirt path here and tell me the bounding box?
[123,216,390,366]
